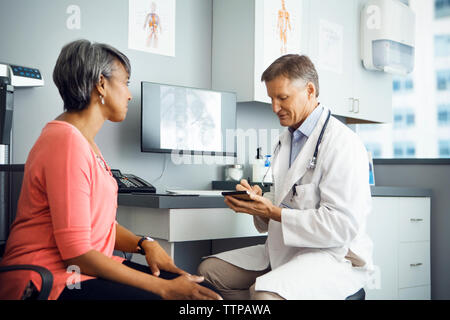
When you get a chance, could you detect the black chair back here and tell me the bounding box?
[0,164,25,259]
[0,164,54,300]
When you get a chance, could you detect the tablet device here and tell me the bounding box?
[221,190,253,201]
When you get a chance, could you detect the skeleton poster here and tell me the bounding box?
[128,0,176,57]
[263,0,302,69]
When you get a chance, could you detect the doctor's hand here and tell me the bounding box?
[142,241,189,277]
[224,191,282,223]
[236,179,263,196]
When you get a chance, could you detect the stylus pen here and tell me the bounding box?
[280,203,293,209]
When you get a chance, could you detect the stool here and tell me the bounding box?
[345,288,366,300]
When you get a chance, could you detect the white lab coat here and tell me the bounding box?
[212,107,374,300]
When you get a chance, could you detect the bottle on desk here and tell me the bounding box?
[252,148,272,184]
[263,155,273,184]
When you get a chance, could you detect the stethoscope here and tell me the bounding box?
[307,110,331,170]
[262,110,332,187]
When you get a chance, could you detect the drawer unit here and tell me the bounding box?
[398,242,431,289]
[398,198,431,242]
[367,196,431,300]
[398,286,431,300]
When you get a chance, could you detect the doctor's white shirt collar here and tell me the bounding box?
[288,105,324,167]
[288,104,324,138]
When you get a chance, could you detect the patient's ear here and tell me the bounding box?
[95,74,107,97]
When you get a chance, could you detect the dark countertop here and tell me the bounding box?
[118,186,432,209]
[117,193,228,209]
[370,186,432,198]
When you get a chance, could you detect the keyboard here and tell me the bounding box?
[166,189,226,196]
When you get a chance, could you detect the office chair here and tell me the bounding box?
[0,165,131,300]
[0,263,53,300]
[0,165,53,300]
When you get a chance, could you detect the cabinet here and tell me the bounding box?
[212,0,393,123]
[366,197,431,300]
[212,0,309,104]
[306,0,392,123]
[351,0,393,123]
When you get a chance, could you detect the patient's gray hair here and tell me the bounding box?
[53,39,131,111]
[261,54,320,98]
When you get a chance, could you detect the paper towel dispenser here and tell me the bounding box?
[361,0,416,75]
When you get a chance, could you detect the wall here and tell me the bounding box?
[0,0,283,191]
[374,163,450,300]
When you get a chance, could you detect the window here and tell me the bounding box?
[394,113,403,127]
[404,78,414,90]
[365,143,382,158]
[435,35,450,57]
[437,70,450,91]
[438,104,450,125]
[393,79,401,92]
[356,0,450,159]
[406,114,415,126]
[393,108,416,128]
[439,140,450,157]
[407,145,416,156]
[392,76,415,92]
[435,0,450,19]
[393,142,416,158]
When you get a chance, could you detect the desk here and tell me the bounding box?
[117,187,432,299]
[116,194,267,274]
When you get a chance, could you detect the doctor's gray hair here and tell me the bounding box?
[53,39,131,111]
[261,54,320,98]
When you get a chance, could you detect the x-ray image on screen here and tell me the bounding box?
[159,86,222,152]
[141,81,236,155]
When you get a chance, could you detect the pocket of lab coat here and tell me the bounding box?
[293,183,319,210]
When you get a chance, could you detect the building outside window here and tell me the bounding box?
[435,0,450,19]
[365,143,383,158]
[393,79,401,92]
[438,104,450,125]
[437,70,450,91]
[394,142,416,158]
[393,108,416,129]
[439,140,450,156]
[356,0,450,159]
[435,35,450,56]
[392,76,415,92]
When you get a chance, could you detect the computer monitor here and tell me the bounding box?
[141,81,237,156]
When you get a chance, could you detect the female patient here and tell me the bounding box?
[0,39,221,300]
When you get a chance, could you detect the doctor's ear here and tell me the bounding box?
[306,82,316,99]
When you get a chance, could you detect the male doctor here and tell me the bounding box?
[198,54,373,300]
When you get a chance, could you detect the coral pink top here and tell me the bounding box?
[0,121,123,300]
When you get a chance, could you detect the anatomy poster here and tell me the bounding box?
[318,19,343,74]
[263,0,302,69]
[128,0,176,57]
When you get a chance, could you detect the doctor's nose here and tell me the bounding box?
[272,102,281,114]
